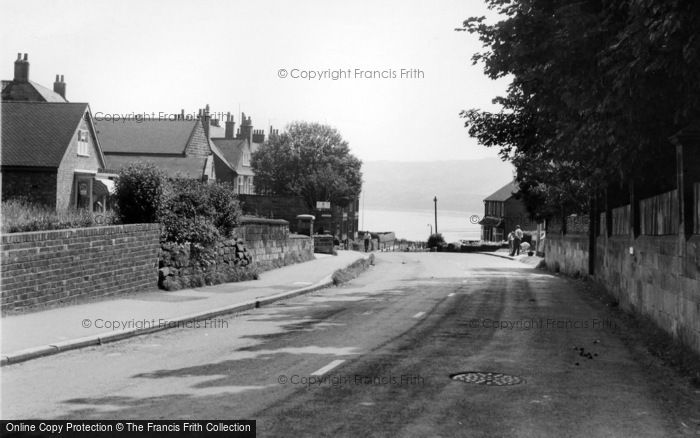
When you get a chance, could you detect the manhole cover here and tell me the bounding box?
[450,372,525,386]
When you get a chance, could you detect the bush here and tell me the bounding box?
[427,233,446,248]
[1,198,119,233]
[114,163,169,224]
[160,179,242,246]
[207,182,242,236]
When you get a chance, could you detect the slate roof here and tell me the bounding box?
[209,142,237,174]
[484,181,519,202]
[1,101,89,167]
[95,119,199,154]
[1,80,68,102]
[211,137,255,176]
[103,155,210,179]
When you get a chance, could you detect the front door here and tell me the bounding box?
[75,176,91,210]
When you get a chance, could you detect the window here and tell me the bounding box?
[77,129,89,156]
[238,177,244,194]
[242,151,250,166]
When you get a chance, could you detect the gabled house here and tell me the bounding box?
[2,53,68,102]
[1,102,110,210]
[96,116,216,181]
[479,180,534,241]
[210,112,267,194]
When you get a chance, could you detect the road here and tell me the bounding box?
[2,253,699,437]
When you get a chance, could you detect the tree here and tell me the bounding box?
[460,0,700,216]
[251,122,363,208]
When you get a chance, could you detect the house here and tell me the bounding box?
[313,198,360,241]
[209,112,268,194]
[2,53,68,102]
[1,102,110,211]
[95,113,215,181]
[479,180,535,241]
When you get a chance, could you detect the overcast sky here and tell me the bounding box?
[1,0,509,163]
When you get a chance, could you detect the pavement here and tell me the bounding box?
[0,250,371,366]
[480,248,544,267]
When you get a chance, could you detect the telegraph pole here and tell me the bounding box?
[433,196,438,235]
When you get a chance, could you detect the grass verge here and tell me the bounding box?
[332,254,375,286]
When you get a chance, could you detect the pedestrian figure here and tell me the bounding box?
[507,230,515,255]
[363,232,371,252]
[511,225,523,256]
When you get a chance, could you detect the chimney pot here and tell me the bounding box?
[225,114,236,139]
[53,73,66,99]
[23,53,28,61]
[13,52,30,82]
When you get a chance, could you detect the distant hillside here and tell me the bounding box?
[361,158,514,213]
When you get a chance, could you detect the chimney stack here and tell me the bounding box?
[252,129,265,144]
[13,53,29,82]
[53,74,66,99]
[225,112,236,139]
[238,112,253,143]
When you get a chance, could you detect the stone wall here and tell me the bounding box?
[158,239,257,291]
[238,195,309,233]
[234,217,314,270]
[543,234,589,276]
[158,217,314,290]
[1,224,160,312]
[545,233,700,353]
[596,234,700,354]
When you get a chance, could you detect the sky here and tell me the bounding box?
[1,0,509,163]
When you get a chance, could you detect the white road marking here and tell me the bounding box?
[413,311,426,319]
[448,293,455,297]
[311,359,346,376]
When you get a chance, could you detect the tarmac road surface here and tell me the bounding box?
[3,253,699,437]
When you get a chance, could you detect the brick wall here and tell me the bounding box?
[1,224,160,312]
[545,233,700,354]
[1,169,57,208]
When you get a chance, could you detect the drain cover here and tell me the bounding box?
[450,372,525,386]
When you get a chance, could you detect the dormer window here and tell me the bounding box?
[77,129,89,156]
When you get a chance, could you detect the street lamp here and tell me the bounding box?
[427,223,433,236]
[433,196,438,235]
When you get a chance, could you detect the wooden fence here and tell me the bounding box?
[611,204,630,236]
[695,183,700,235]
[640,190,679,235]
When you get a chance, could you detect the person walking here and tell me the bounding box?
[507,230,515,255]
[363,232,371,252]
[512,225,523,256]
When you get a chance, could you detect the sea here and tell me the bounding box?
[360,208,482,243]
